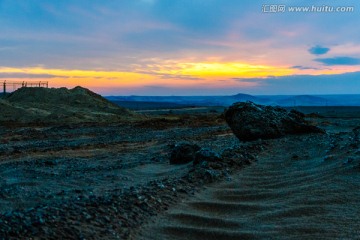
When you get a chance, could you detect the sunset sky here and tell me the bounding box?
[1,0,360,95]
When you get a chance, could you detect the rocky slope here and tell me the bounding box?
[0,86,137,124]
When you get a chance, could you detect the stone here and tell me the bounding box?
[193,148,221,166]
[170,143,201,164]
[225,101,325,141]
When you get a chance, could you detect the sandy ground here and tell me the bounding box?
[134,108,360,239]
[0,107,359,239]
[137,132,360,239]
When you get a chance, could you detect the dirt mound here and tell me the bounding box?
[1,86,139,124]
[7,86,128,114]
[225,101,325,141]
[0,99,32,120]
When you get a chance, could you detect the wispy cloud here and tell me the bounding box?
[0,73,58,79]
[315,57,360,66]
[291,65,319,70]
[231,71,360,95]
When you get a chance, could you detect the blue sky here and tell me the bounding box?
[0,0,360,95]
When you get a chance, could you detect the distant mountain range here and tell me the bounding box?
[106,93,360,108]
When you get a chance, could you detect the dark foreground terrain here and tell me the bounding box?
[0,106,360,239]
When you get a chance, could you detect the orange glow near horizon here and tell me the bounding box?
[158,62,295,78]
[0,67,158,86]
[0,63,359,94]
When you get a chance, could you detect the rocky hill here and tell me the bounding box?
[0,86,138,124]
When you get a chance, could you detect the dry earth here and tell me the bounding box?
[0,109,251,239]
[0,88,359,239]
[0,87,138,124]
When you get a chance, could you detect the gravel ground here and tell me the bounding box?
[0,112,264,239]
[0,107,357,239]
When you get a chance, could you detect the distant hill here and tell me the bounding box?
[107,93,360,108]
[231,93,260,101]
[106,94,265,107]
[275,95,328,107]
[320,95,360,106]
[113,101,192,110]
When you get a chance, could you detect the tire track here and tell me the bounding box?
[136,134,360,239]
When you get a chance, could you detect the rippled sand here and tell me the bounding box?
[137,132,360,239]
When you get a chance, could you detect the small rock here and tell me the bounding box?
[194,148,221,166]
[204,169,220,182]
[324,155,334,161]
[170,143,201,164]
[343,157,355,165]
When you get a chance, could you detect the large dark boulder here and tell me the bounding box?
[170,143,201,164]
[225,102,325,141]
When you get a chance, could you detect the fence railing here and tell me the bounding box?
[1,81,49,94]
